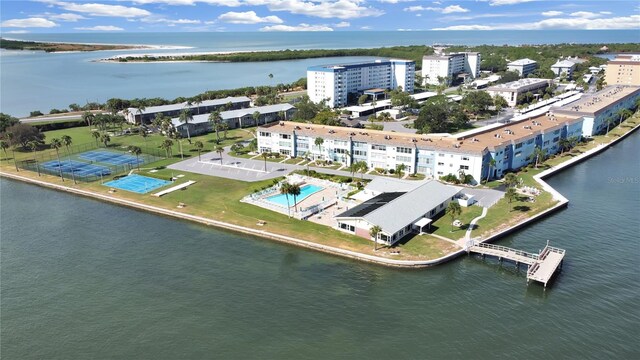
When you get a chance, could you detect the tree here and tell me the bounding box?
[261,151,269,172]
[28,140,41,176]
[215,145,224,165]
[369,225,382,251]
[529,146,546,168]
[605,117,615,135]
[221,123,229,140]
[91,130,101,147]
[139,127,148,143]
[358,94,368,106]
[504,173,518,188]
[289,183,301,212]
[461,91,493,118]
[356,161,368,180]
[2,123,45,149]
[493,95,508,115]
[194,140,204,161]
[160,139,174,158]
[0,113,20,133]
[446,201,462,232]
[61,135,73,155]
[100,133,111,148]
[314,137,324,159]
[558,138,570,155]
[486,158,496,183]
[280,182,293,217]
[252,111,262,126]
[135,106,146,125]
[208,111,223,144]
[178,108,193,141]
[128,145,142,171]
[396,163,406,178]
[4,132,19,171]
[0,140,8,160]
[617,109,632,125]
[505,187,518,211]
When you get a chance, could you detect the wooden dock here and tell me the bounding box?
[465,240,565,287]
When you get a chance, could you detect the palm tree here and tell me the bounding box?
[5,132,19,172]
[160,139,174,158]
[193,96,202,115]
[396,163,406,178]
[135,106,146,125]
[314,137,324,160]
[91,130,101,147]
[215,146,224,165]
[280,182,293,217]
[486,158,496,183]
[529,146,546,168]
[50,138,65,181]
[278,110,286,121]
[446,201,462,232]
[357,161,368,180]
[128,145,142,171]
[289,183,301,212]
[179,108,193,142]
[617,108,632,126]
[504,173,518,188]
[194,140,204,161]
[82,111,95,128]
[28,141,41,176]
[61,135,72,155]
[261,151,269,172]
[369,225,382,251]
[0,140,8,160]
[100,133,111,148]
[221,123,229,140]
[252,111,261,126]
[139,127,148,144]
[558,138,570,155]
[505,187,518,211]
[605,117,615,135]
[208,111,223,144]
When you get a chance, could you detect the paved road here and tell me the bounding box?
[19,110,103,123]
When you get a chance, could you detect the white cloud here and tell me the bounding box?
[488,0,535,5]
[600,11,612,15]
[1,17,58,28]
[404,5,469,13]
[48,13,88,21]
[6,30,30,34]
[260,23,333,31]
[433,14,640,30]
[75,25,124,31]
[334,21,350,27]
[131,0,242,5]
[263,0,384,19]
[44,1,151,18]
[442,13,511,21]
[570,11,600,19]
[218,11,283,24]
[541,11,563,17]
[377,0,415,3]
[361,25,372,29]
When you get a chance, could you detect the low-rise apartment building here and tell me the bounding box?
[507,58,538,77]
[487,78,551,107]
[126,96,251,124]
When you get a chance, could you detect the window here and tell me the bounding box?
[460,165,469,170]
[259,132,271,137]
[438,162,444,166]
[526,138,534,145]
[543,140,550,146]
[339,223,355,232]
[553,137,559,143]
[281,134,291,139]
[353,150,367,157]
[371,144,386,151]
[462,156,469,161]
[397,147,412,154]
[396,155,412,162]
[438,153,445,157]
[515,151,522,158]
[515,142,523,149]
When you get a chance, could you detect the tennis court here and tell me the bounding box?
[42,160,112,177]
[104,174,171,194]
[79,150,143,166]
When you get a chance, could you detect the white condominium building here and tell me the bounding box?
[421,52,481,85]
[307,59,415,108]
[507,58,538,77]
[487,78,551,107]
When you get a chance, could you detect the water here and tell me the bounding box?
[266,184,324,207]
[2,132,639,359]
[3,30,639,117]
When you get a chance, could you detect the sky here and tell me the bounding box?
[1,0,639,33]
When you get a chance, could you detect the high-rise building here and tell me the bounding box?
[421,52,481,86]
[605,54,640,86]
[307,59,415,108]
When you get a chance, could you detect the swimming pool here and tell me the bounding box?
[104,174,171,194]
[265,184,324,207]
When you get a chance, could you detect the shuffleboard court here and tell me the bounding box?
[42,160,111,177]
[79,150,142,166]
[104,174,171,194]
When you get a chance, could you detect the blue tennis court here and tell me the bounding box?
[79,150,142,166]
[104,174,171,194]
[42,160,111,177]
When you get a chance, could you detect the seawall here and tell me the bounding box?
[1,122,638,268]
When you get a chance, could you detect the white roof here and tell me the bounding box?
[365,177,425,194]
[171,103,294,127]
[360,180,461,235]
[413,218,433,227]
[551,60,577,68]
[508,58,537,66]
[128,96,250,115]
[410,92,438,101]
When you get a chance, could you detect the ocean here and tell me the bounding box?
[2,30,639,117]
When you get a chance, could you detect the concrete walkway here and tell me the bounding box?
[462,207,488,243]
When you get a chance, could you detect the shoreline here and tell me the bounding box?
[1,123,638,268]
[1,37,193,53]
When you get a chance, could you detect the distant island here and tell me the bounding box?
[0,38,147,52]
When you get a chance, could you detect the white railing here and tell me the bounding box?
[474,242,540,261]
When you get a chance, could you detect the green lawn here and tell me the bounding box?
[430,205,484,240]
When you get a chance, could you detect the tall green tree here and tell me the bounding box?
[215,145,224,165]
[100,133,111,148]
[261,151,269,172]
[91,130,101,147]
[289,183,301,212]
[0,140,9,160]
[160,139,174,158]
[194,140,204,161]
[369,225,382,251]
[128,145,142,171]
[487,158,496,183]
[280,182,293,217]
[504,173,518,188]
[252,111,262,126]
[446,201,462,232]
[28,140,41,176]
[179,108,193,141]
[208,111,223,143]
[396,163,406,178]
[314,137,324,159]
[505,187,518,211]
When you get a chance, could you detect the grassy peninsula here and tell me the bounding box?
[0,38,142,52]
